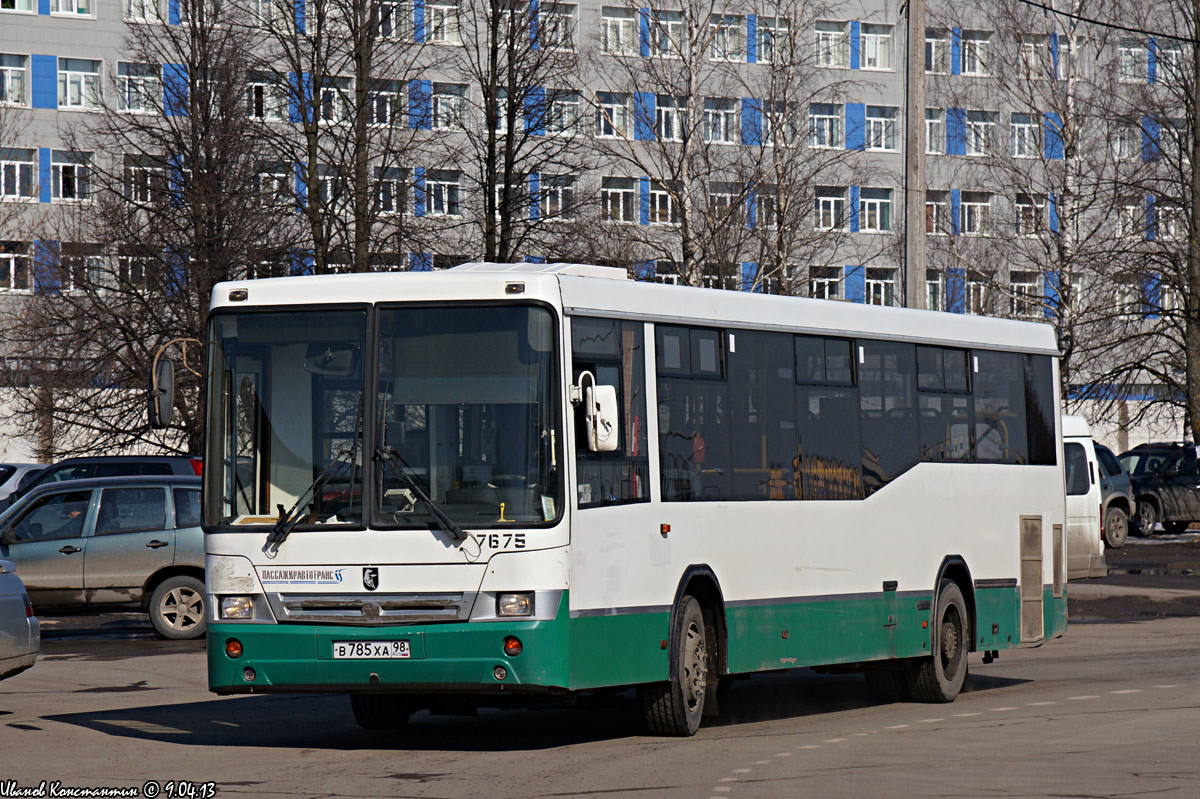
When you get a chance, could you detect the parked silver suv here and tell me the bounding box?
[0,475,205,640]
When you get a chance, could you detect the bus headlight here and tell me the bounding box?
[221,596,255,619]
[497,592,534,616]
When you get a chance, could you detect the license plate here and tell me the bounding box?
[332,640,411,659]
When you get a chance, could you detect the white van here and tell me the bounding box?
[1063,415,1107,579]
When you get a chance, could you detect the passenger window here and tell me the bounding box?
[796,386,863,499]
[174,488,201,528]
[973,351,1029,464]
[96,488,167,535]
[1064,443,1089,495]
[8,490,91,543]
[729,331,797,500]
[858,341,920,494]
[572,317,650,508]
[1024,354,1057,465]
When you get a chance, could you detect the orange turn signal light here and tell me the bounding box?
[225,639,244,658]
[503,636,523,656]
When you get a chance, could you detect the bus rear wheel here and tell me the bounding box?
[907,580,969,703]
[641,596,708,736]
[350,694,415,730]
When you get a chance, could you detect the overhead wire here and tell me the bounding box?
[1012,0,1199,44]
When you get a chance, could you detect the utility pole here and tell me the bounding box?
[902,0,927,308]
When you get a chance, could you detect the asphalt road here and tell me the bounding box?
[1,535,1197,799]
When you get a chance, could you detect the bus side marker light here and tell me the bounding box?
[225,639,243,658]
[494,666,508,680]
[922,621,928,629]
[243,667,256,682]
[503,636,523,656]
[660,640,667,650]
[660,524,670,536]
[781,630,789,639]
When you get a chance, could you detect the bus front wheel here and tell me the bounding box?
[350,694,415,730]
[641,595,708,736]
[907,580,969,703]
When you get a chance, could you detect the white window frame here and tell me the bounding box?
[52,0,92,16]
[431,83,466,130]
[809,266,841,299]
[0,54,28,107]
[703,97,738,144]
[865,268,896,306]
[378,0,413,41]
[655,95,685,142]
[541,3,576,50]
[0,247,31,291]
[1010,271,1040,317]
[925,108,943,154]
[600,176,635,223]
[815,187,846,230]
[809,102,841,149]
[1158,40,1184,82]
[859,187,892,233]
[756,16,788,64]
[596,92,630,138]
[709,14,745,62]
[925,29,949,74]
[248,78,287,121]
[546,89,581,136]
[865,106,897,151]
[1014,194,1044,237]
[1158,203,1184,241]
[960,192,991,235]
[0,149,36,200]
[425,171,460,217]
[861,23,892,70]
[965,110,995,156]
[815,21,848,68]
[926,270,944,311]
[427,0,461,44]
[128,164,166,204]
[124,0,160,21]
[961,30,991,77]
[926,191,949,235]
[650,9,684,58]
[374,167,405,215]
[254,167,292,208]
[1010,112,1038,158]
[319,79,351,124]
[1113,122,1139,161]
[1019,34,1053,79]
[0,0,35,12]
[966,272,991,314]
[117,62,161,114]
[648,180,679,225]
[540,175,575,220]
[1116,203,1142,239]
[51,150,90,202]
[58,58,101,110]
[1118,38,1146,83]
[601,6,637,55]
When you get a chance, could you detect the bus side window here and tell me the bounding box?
[571,317,649,508]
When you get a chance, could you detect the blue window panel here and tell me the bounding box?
[290,250,314,276]
[413,0,425,42]
[849,185,860,232]
[845,102,865,150]
[409,79,432,129]
[525,86,545,134]
[850,21,861,70]
[950,189,961,236]
[634,260,656,280]
[639,8,651,57]
[169,154,186,207]
[31,55,58,109]
[163,246,187,297]
[294,162,307,208]
[951,28,962,76]
[1044,272,1059,319]
[745,188,757,229]
[164,64,188,117]
[639,177,650,225]
[634,92,655,141]
[528,172,540,220]
[1142,115,1160,161]
[844,266,865,304]
[1043,112,1063,160]
[746,16,757,63]
[740,262,761,292]
[741,98,762,146]
[38,0,49,14]
[526,255,546,263]
[1145,194,1156,241]
[409,252,432,271]
[1049,193,1059,234]
[33,240,59,294]
[38,148,51,203]
[945,108,966,155]
[292,0,304,33]
[414,167,426,216]
[1147,38,1157,84]
[530,0,540,48]
[1143,273,1161,319]
[947,268,966,314]
[288,72,313,123]
[1050,33,1059,77]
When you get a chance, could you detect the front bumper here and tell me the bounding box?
[208,594,570,694]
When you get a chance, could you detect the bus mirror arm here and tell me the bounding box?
[375,447,468,542]
[571,372,620,453]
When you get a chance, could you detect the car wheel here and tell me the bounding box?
[907,580,969,703]
[640,595,709,736]
[149,575,207,640]
[1104,506,1129,548]
[1132,502,1157,536]
[1162,520,1191,534]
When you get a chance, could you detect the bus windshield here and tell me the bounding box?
[206,309,369,528]
[374,305,559,527]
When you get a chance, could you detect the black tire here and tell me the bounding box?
[640,595,709,736]
[907,580,969,703]
[1132,501,1158,536]
[1162,520,1191,534]
[148,575,207,640]
[864,665,912,702]
[350,694,415,730]
[1104,506,1129,548]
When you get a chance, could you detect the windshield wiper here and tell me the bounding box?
[375,446,467,541]
[265,449,355,552]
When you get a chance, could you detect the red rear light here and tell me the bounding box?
[190,457,203,476]
[23,596,34,618]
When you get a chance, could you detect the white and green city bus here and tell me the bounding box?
[202,262,1066,735]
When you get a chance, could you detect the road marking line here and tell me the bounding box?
[733,769,752,774]
[1109,689,1141,695]
[1027,701,1057,706]
[755,760,771,764]
[917,718,944,723]
[824,738,847,743]
[719,777,738,782]
[774,752,792,757]
[885,724,909,729]
[1154,685,1180,689]
[853,733,870,736]
[1068,695,1099,700]
[952,712,981,717]
[713,788,732,793]
[990,707,1018,711]
[798,745,820,750]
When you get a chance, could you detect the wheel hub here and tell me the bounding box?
[683,622,707,710]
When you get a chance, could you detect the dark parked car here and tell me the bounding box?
[1094,443,1134,548]
[0,475,206,639]
[1119,442,1200,536]
[4,455,202,509]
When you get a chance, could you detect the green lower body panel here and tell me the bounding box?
[567,610,670,690]
[208,594,571,695]
[975,587,1022,649]
[1044,588,1068,640]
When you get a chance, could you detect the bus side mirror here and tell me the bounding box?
[148,358,175,430]
[585,385,619,452]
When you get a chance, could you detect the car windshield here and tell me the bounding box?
[1095,446,1123,478]
[205,309,368,528]
[1124,449,1176,477]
